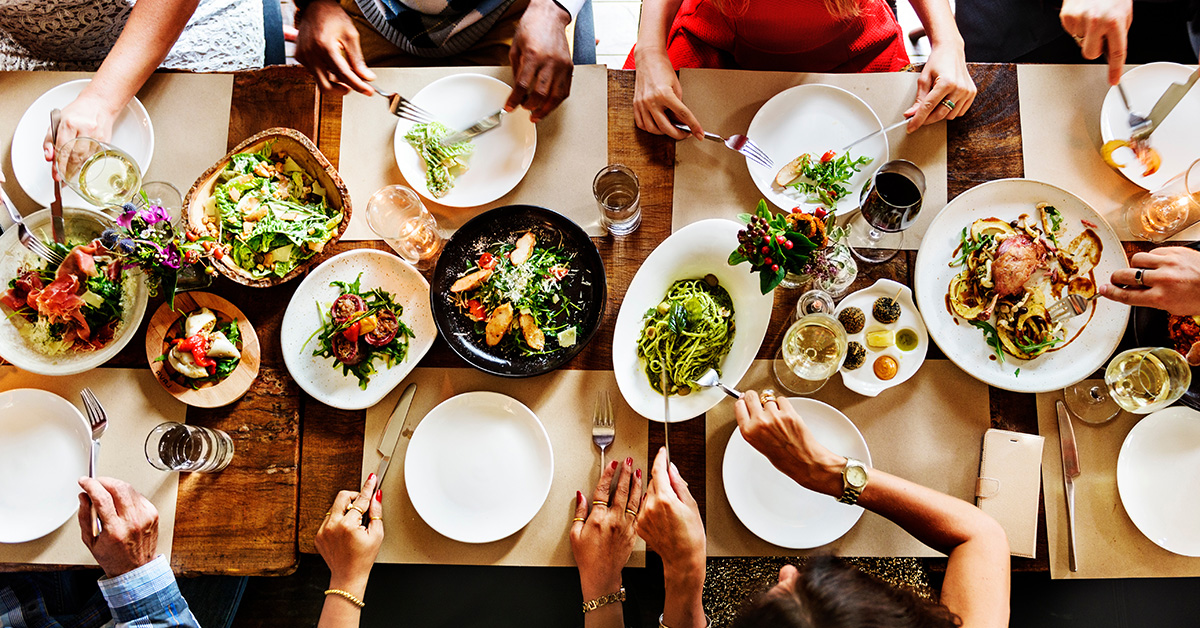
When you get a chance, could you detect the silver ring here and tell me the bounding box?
[1134,268,1146,287]
[940,98,956,111]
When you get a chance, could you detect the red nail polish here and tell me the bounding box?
[368,473,376,482]
[636,469,642,479]
[625,456,633,466]
[576,490,583,504]
[610,460,618,470]
[374,489,382,502]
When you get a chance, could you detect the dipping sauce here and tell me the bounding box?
[896,329,919,352]
[873,355,898,380]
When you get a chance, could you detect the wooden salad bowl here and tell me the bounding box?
[183,127,352,288]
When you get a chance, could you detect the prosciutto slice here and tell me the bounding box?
[2,241,109,344]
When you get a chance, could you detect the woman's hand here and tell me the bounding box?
[1060,0,1132,86]
[637,447,706,628]
[295,0,377,96]
[632,47,703,141]
[1102,247,1200,317]
[43,92,119,164]
[315,473,384,596]
[904,40,976,131]
[571,457,642,610]
[734,390,845,496]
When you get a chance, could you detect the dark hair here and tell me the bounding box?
[731,557,962,628]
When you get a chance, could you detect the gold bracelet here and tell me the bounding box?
[582,586,625,613]
[325,588,365,609]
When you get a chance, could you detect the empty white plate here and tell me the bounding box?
[0,389,90,543]
[405,392,553,543]
[11,79,154,208]
[723,397,871,549]
[1117,406,1200,556]
[1101,63,1200,191]
[392,74,537,208]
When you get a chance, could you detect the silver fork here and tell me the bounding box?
[591,391,615,469]
[1047,293,1101,324]
[1116,82,1151,140]
[693,368,743,399]
[674,124,773,169]
[0,185,63,265]
[81,388,108,536]
[373,87,439,125]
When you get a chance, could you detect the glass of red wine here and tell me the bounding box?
[847,159,925,264]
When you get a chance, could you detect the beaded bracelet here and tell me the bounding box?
[325,588,365,609]
[582,587,625,613]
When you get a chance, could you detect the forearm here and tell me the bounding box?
[98,556,202,628]
[635,0,686,57]
[662,563,706,628]
[318,577,367,628]
[906,0,963,48]
[581,572,625,628]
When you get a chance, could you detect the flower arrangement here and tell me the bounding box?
[100,199,220,308]
[728,200,851,294]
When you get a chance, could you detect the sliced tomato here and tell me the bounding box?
[467,299,486,321]
[821,150,836,163]
[478,253,497,270]
[342,321,361,343]
[547,266,569,280]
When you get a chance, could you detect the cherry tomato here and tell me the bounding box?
[342,321,361,343]
[821,150,836,163]
[478,253,497,270]
[467,299,486,321]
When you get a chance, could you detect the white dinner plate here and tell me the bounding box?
[11,79,154,208]
[913,179,1130,393]
[404,392,553,543]
[835,278,928,397]
[280,249,437,410]
[392,74,537,208]
[1100,63,1200,191]
[1117,406,1200,556]
[0,389,91,543]
[613,219,774,422]
[745,84,887,214]
[723,398,871,548]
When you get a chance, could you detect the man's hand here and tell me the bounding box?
[78,477,159,578]
[1101,247,1200,316]
[1060,0,1133,85]
[295,0,377,96]
[505,0,573,123]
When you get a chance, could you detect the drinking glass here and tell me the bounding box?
[55,137,142,207]
[145,422,234,473]
[141,181,184,225]
[847,160,925,264]
[593,164,641,236]
[1063,347,1192,424]
[1126,159,1200,243]
[365,185,444,270]
[774,290,847,394]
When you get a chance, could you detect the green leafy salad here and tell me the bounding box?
[774,150,873,208]
[405,122,474,199]
[304,273,415,389]
[207,143,342,279]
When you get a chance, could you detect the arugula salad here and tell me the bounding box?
[208,143,342,279]
[304,273,415,389]
[405,122,474,199]
[774,150,873,208]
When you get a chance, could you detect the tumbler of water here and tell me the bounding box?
[593,164,641,236]
[144,422,234,473]
[366,185,444,270]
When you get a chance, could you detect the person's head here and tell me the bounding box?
[732,557,962,628]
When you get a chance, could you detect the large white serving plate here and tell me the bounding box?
[745,84,887,214]
[1100,63,1200,191]
[0,389,91,543]
[392,74,536,208]
[913,179,1129,393]
[1117,406,1200,556]
[11,79,154,208]
[280,249,436,410]
[723,398,871,548]
[613,219,773,422]
[404,392,553,543]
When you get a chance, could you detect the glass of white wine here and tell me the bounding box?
[774,290,848,394]
[1063,347,1192,424]
[55,137,142,208]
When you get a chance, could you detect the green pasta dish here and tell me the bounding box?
[637,276,736,396]
[405,122,474,199]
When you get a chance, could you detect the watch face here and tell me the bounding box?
[846,465,868,488]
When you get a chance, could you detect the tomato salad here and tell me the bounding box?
[304,273,415,389]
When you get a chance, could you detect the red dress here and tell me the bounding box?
[623,0,909,73]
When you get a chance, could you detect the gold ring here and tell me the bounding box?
[625,508,638,518]
[324,511,332,518]
[591,500,608,507]
[370,516,382,521]
[573,517,586,522]
[1073,34,1085,45]
[940,98,955,111]
[760,390,777,405]
[1134,268,1147,287]
[345,505,365,516]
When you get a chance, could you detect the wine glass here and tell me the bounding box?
[847,159,926,264]
[55,137,142,207]
[774,290,847,394]
[1126,158,1200,243]
[1063,347,1192,424]
[366,184,444,270]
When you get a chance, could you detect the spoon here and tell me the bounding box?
[693,369,743,399]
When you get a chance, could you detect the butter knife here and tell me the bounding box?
[373,383,418,491]
[49,109,65,245]
[1138,68,1199,141]
[439,109,505,146]
[1056,400,1081,572]
[841,118,909,153]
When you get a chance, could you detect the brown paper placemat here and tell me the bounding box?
[673,68,947,245]
[0,367,185,566]
[360,368,647,567]
[339,66,608,240]
[707,359,988,558]
[1036,393,1200,578]
[0,71,232,215]
[1017,65,1200,242]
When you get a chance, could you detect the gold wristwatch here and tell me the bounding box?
[837,458,868,505]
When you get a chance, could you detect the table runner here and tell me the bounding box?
[706,359,989,558]
[0,71,233,215]
[338,66,608,240]
[359,368,647,567]
[1036,392,1200,578]
[0,367,185,566]
[672,68,948,246]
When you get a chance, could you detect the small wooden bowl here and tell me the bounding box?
[182,127,352,288]
[145,292,261,408]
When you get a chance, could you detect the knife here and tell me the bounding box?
[49,108,65,245]
[1138,68,1199,141]
[373,383,418,492]
[661,365,671,466]
[1056,400,1081,572]
[439,109,505,146]
[841,118,910,153]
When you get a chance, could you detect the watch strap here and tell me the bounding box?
[837,458,866,505]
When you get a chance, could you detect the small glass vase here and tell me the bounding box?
[782,244,858,297]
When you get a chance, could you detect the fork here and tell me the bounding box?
[1115,81,1151,140]
[373,87,439,125]
[0,184,63,265]
[1047,292,1101,323]
[81,388,108,536]
[592,391,615,469]
[693,368,743,399]
[674,124,773,169]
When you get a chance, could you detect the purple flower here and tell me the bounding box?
[138,204,170,225]
[159,244,182,270]
[117,209,137,228]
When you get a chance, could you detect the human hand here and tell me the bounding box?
[1060,0,1132,85]
[43,93,118,165]
[733,390,845,496]
[77,477,159,578]
[1101,247,1200,316]
[632,47,702,140]
[636,448,705,579]
[504,0,572,123]
[904,40,976,131]
[571,457,642,599]
[295,0,376,96]
[315,473,384,595]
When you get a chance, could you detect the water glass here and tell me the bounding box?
[365,185,444,270]
[775,290,847,394]
[593,164,641,235]
[140,181,184,226]
[145,422,234,473]
[55,137,142,208]
[847,160,925,264]
[1126,159,1200,243]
